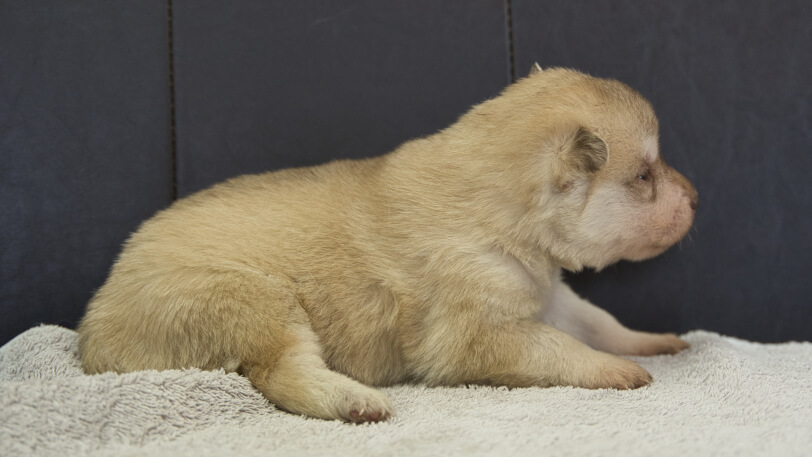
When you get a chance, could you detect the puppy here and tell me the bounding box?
[78,66,698,423]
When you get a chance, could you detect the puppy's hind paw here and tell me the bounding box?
[337,386,394,424]
[585,355,653,390]
[348,408,387,423]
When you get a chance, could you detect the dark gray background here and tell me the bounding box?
[1,1,810,345]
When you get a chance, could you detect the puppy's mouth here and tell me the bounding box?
[633,223,693,261]
[645,205,696,257]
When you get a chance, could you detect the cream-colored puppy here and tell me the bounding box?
[78,66,698,423]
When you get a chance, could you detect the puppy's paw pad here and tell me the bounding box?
[337,388,393,423]
[348,408,387,423]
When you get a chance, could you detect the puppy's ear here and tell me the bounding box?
[554,127,608,190]
[566,127,608,174]
[529,62,543,76]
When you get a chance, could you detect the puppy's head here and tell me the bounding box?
[465,67,698,270]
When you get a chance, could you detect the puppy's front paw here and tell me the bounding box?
[585,355,653,390]
[632,333,690,356]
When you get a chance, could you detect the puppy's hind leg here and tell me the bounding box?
[242,329,393,423]
[233,275,392,423]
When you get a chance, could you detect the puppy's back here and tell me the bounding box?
[77,157,385,374]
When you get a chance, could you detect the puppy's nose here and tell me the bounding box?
[666,165,698,210]
[688,189,699,210]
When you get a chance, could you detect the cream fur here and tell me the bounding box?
[77,68,698,423]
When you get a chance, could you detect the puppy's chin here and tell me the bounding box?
[581,247,663,271]
[622,245,671,262]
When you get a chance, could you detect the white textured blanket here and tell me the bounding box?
[1,325,810,457]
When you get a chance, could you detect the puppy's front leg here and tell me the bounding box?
[419,320,652,390]
[539,283,689,356]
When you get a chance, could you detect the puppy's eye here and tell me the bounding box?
[637,170,650,181]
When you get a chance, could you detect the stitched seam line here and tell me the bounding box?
[505,0,516,83]
[167,0,178,201]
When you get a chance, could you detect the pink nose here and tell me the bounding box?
[688,186,699,211]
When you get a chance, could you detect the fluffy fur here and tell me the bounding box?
[78,67,698,423]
